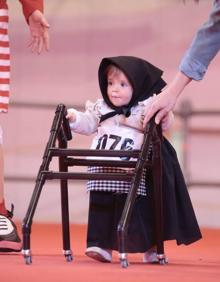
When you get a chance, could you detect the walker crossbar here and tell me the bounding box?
[22,104,166,267]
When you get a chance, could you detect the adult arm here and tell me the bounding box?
[19,0,50,53]
[144,0,220,126]
[180,0,220,80]
[19,0,43,20]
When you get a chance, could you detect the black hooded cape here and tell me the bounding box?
[94,56,202,248]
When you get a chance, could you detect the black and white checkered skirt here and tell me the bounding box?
[87,166,147,196]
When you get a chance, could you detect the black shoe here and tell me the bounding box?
[0,214,22,252]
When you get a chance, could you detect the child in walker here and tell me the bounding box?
[66,56,202,263]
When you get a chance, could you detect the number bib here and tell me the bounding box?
[90,118,144,160]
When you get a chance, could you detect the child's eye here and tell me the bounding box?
[121,82,126,87]
[108,81,113,86]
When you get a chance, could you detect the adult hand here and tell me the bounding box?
[143,89,177,128]
[28,10,50,54]
[143,71,191,127]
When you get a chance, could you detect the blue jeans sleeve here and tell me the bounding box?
[179,0,220,80]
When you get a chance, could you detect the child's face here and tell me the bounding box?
[107,69,133,107]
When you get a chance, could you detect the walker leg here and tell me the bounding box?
[117,121,154,268]
[22,174,46,265]
[21,104,67,264]
[60,181,73,262]
[119,253,129,268]
[152,125,167,265]
[59,129,73,262]
[22,249,32,265]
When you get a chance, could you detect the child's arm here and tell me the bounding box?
[66,107,99,136]
[66,109,77,123]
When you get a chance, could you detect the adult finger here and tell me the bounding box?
[31,36,40,53]
[154,108,169,125]
[37,37,43,54]
[143,103,159,127]
[43,29,50,51]
[40,16,50,29]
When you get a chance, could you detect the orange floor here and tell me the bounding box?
[0,224,220,282]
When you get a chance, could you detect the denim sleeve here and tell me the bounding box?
[179,0,220,80]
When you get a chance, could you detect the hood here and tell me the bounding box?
[98,56,166,111]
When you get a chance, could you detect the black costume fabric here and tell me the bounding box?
[87,56,202,253]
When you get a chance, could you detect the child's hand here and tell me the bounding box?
[66,109,76,123]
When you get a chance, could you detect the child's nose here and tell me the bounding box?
[112,84,119,91]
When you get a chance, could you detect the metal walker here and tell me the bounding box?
[22,104,167,267]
